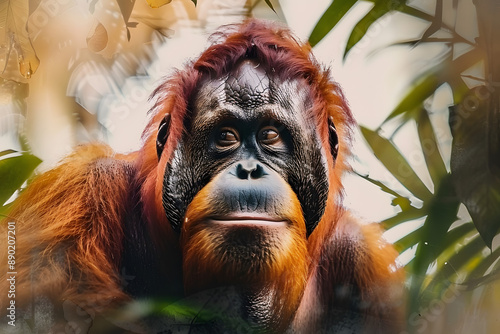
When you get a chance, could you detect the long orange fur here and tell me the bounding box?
[0,19,403,333]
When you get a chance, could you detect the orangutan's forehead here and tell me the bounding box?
[224,60,271,110]
[194,59,312,118]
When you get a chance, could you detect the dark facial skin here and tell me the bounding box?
[162,59,329,236]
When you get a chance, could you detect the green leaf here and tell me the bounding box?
[0,150,16,158]
[395,3,433,22]
[360,126,432,200]
[450,86,500,248]
[0,0,40,79]
[264,0,275,13]
[356,172,413,211]
[368,38,455,58]
[394,228,420,253]
[157,288,255,331]
[0,153,41,206]
[356,172,406,198]
[383,67,444,124]
[343,2,396,58]
[382,48,481,125]
[427,234,486,294]
[382,206,424,229]
[411,174,460,276]
[467,247,500,281]
[417,108,447,186]
[441,223,477,256]
[309,0,358,47]
[407,174,460,312]
[368,1,470,44]
[0,202,13,217]
[361,1,431,23]
[465,270,500,290]
[400,223,474,266]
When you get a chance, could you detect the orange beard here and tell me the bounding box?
[180,175,309,332]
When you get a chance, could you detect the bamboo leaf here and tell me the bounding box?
[408,175,460,312]
[365,1,433,23]
[0,152,41,206]
[264,0,276,13]
[382,48,481,125]
[464,260,500,290]
[0,202,13,217]
[394,228,420,253]
[396,216,471,257]
[396,3,433,21]
[343,3,390,58]
[411,174,460,276]
[158,287,255,331]
[382,206,424,230]
[406,223,475,273]
[356,172,413,211]
[427,234,486,293]
[375,1,470,43]
[356,172,406,198]
[360,126,432,200]
[309,0,358,47]
[368,38,455,58]
[417,108,447,186]
[441,223,477,257]
[0,149,16,158]
[383,68,444,124]
[467,247,500,281]
[0,0,40,79]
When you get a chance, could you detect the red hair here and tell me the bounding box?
[136,19,355,252]
[0,20,403,332]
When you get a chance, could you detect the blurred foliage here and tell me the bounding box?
[310,0,500,327]
[0,0,277,145]
[0,149,41,216]
[146,0,198,8]
[146,0,173,8]
[0,0,40,80]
